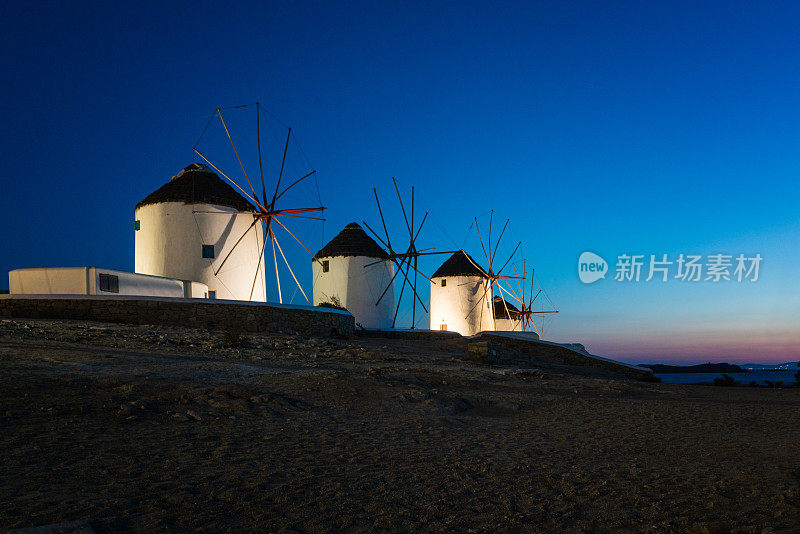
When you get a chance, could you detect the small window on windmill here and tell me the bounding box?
[99,273,119,293]
[322,260,329,273]
[202,244,215,259]
[134,220,140,231]
[441,278,446,287]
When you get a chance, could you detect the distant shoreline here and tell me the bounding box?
[641,363,747,374]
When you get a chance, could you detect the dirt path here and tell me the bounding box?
[1,319,799,532]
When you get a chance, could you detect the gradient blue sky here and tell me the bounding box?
[2,1,798,364]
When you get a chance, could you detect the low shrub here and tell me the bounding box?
[318,296,348,312]
[713,374,739,387]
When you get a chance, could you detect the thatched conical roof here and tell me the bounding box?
[136,163,255,212]
[492,295,521,320]
[314,222,389,259]
[432,251,487,278]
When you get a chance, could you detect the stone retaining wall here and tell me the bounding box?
[355,329,463,341]
[0,295,354,337]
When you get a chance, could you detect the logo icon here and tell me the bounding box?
[578,252,607,284]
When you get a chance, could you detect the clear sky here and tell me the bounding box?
[1,1,798,364]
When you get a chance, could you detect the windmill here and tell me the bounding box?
[498,258,559,337]
[361,178,457,329]
[462,210,524,330]
[191,103,324,303]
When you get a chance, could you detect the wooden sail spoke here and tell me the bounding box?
[392,258,409,328]
[462,250,491,278]
[488,210,493,259]
[273,170,317,205]
[279,213,327,221]
[270,206,326,216]
[473,218,492,270]
[213,218,259,276]
[464,281,491,320]
[414,212,428,241]
[530,289,542,305]
[375,261,403,306]
[367,178,462,328]
[373,188,392,251]
[217,108,259,205]
[271,129,292,210]
[499,291,514,331]
[248,228,269,301]
[490,219,510,265]
[272,231,309,303]
[392,177,414,239]
[496,241,522,276]
[404,260,436,284]
[530,267,536,306]
[392,258,428,313]
[270,230,282,304]
[361,220,393,253]
[364,257,387,269]
[256,103,267,209]
[498,282,523,305]
[271,217,324,267]
[194,104,323,305]
[192,148,264,210]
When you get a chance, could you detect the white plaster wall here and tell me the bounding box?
[184,281,210,298]
[135,202,266,301]
[10,267,90,295]
[494,317,522,332]
[9,267,206,298]
[91,268,186,297]
[312,255,395,329]
[429,275,494,336]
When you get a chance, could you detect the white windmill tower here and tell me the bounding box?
[312,222,396,328]
[498,258,559,338]
[134,163,266,301]
[360,178,460,330]
[492,296,522,331]
[429,250,493,336]
[430,211,523,336]
[135,104,325,304]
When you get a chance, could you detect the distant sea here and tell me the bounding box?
[655,370,799,386]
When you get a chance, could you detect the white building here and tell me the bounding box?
[429,251,494,336]
[492,295,522,331]
[134,163,266,301]
[312,222,395,329]
[9,267,208,298]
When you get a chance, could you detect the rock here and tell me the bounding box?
[186,410,202,421]
[513,368,545,379]
[465,341,495,362]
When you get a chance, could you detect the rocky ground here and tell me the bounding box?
[0,318,799,533]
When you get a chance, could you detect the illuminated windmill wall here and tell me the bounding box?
[429,210,557,337]
[429,251,493,336]
[136,104,324,304]
[492,296,522,331]
[135,163,266,301]
[312,222,396,328]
